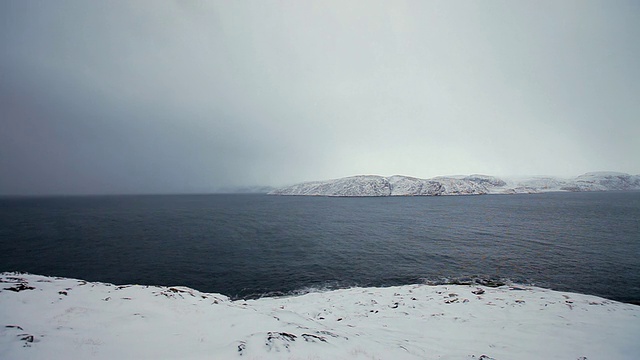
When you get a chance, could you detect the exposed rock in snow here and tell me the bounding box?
[1,273,638,360]
[574,172,640,191]
[431,176,491,195]
[269,175,393,196]
[387,176,443,196]
[270,172,640,197]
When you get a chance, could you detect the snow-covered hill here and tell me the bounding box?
[2,273,639,359]
[269,172,640,197]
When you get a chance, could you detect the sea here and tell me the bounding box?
[1,191,639,304]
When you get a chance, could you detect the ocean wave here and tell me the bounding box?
[238,276,537,301]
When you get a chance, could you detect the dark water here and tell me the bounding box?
[1,192,639,304]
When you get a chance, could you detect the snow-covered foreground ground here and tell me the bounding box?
[1,273,638,359]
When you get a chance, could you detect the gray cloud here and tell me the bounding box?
[1,0,639,195]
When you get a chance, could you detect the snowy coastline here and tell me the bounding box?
[1,272,639,359]
[269,172,640,197]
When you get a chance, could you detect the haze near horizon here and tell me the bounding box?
[1,1,639,195]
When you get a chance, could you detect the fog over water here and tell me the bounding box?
[1,1,639,195]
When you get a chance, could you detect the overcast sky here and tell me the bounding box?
[1,0,639,195]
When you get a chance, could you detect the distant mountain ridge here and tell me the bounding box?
[269,172,640,197]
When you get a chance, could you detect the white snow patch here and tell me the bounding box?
[1,273,639,359]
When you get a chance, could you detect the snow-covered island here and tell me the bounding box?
[269,172,640,196]
[1,272,639,359]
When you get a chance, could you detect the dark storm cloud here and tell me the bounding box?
[1,1,639,195]
[0,1,308,194]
